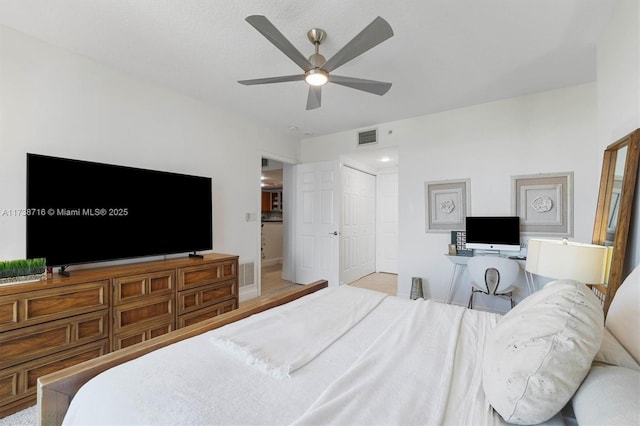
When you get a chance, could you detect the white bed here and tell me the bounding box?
[52,266,640,426]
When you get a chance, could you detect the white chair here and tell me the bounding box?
[467,256,520,309]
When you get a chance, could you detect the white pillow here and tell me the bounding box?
[605,264,640,364]
[482,280,604,425]
[572,364,640,425]
[594,328,640,371]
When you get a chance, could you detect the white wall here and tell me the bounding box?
[398,85,599,310]
[597,0,640,144]
[300,127,397,165]
[301,83,600,312]
[597,0,640,274]
[0,25,298,298]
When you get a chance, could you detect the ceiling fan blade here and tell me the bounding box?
[238,74,305,85]
[306,86,322,110]
[245,15,313,71]
[322,16,393,73]
[329,75,392,96]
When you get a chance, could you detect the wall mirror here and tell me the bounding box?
[592,129,640,315]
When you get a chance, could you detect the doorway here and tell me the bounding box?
[290,157,398,288]
[260,157,296,296]
[258,148,399,295]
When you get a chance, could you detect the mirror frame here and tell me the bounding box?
[592,128,640,315]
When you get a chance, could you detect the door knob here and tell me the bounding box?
[329,231,338,236]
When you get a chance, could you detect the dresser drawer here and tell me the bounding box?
[177,298,237,328]
[177,261,237,291]
[0,280,109,332]
[177,279,236,315]
[0,310,108,370]
[0,339,108,408]
[112,320,174,351]
[112,294,174,334]
[113,270,175,306]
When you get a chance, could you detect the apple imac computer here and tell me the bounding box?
[465,216,521,252]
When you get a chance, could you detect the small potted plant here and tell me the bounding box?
[0,258,47,285]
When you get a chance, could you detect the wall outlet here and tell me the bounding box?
[245,212,257,222]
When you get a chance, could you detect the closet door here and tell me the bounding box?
[341,166,376,284]
[377,172,398,274]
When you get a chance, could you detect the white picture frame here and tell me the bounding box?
[424,179,471,232]
[511,172,574,236]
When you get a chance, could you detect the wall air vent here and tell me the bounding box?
[239,262,255,287]
[357,129,378,146]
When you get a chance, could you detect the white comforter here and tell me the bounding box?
[62,287,563,426]
[292,299,500,425]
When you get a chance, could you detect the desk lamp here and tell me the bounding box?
[525,238,612,286]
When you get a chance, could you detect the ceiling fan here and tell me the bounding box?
[238,15,394,110]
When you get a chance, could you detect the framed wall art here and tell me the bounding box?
[424,179,471,232]
[511,171,573,236]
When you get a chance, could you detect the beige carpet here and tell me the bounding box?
[349,272,397,295]
[244,266,397,307]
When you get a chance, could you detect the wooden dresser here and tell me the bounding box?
[0,253,238,418]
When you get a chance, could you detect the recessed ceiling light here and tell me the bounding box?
[379,156,391,162]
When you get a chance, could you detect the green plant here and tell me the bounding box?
[0,258,46,279]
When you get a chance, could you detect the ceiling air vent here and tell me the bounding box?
[357,129,378,146]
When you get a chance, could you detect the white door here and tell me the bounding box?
[341,166,376,284]
[294,161,341,287]
[376,172,398,273]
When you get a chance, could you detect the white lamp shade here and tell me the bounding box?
[526,239,612,285]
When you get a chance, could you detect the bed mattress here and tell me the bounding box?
[62,286,564,425]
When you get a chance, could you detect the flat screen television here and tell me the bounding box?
[465,216,521,252]
[26,153,213,268]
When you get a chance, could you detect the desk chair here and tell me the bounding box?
[467,256,519,309]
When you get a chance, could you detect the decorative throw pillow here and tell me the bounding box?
[572,364,640,425]
[482,280,604,425]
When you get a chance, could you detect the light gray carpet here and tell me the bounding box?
[0,405,37,426]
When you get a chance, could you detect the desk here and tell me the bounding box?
[444,254,530,304]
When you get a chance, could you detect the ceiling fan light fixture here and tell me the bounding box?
[305,69,329,86]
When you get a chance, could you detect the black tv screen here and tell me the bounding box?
[26,153,213,267]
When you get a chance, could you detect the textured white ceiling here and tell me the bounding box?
[0,0,620,138]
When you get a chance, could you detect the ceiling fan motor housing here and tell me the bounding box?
[308,52,326,68]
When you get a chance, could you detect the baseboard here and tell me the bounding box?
[261,258,283,267]
[239,286,258,302]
